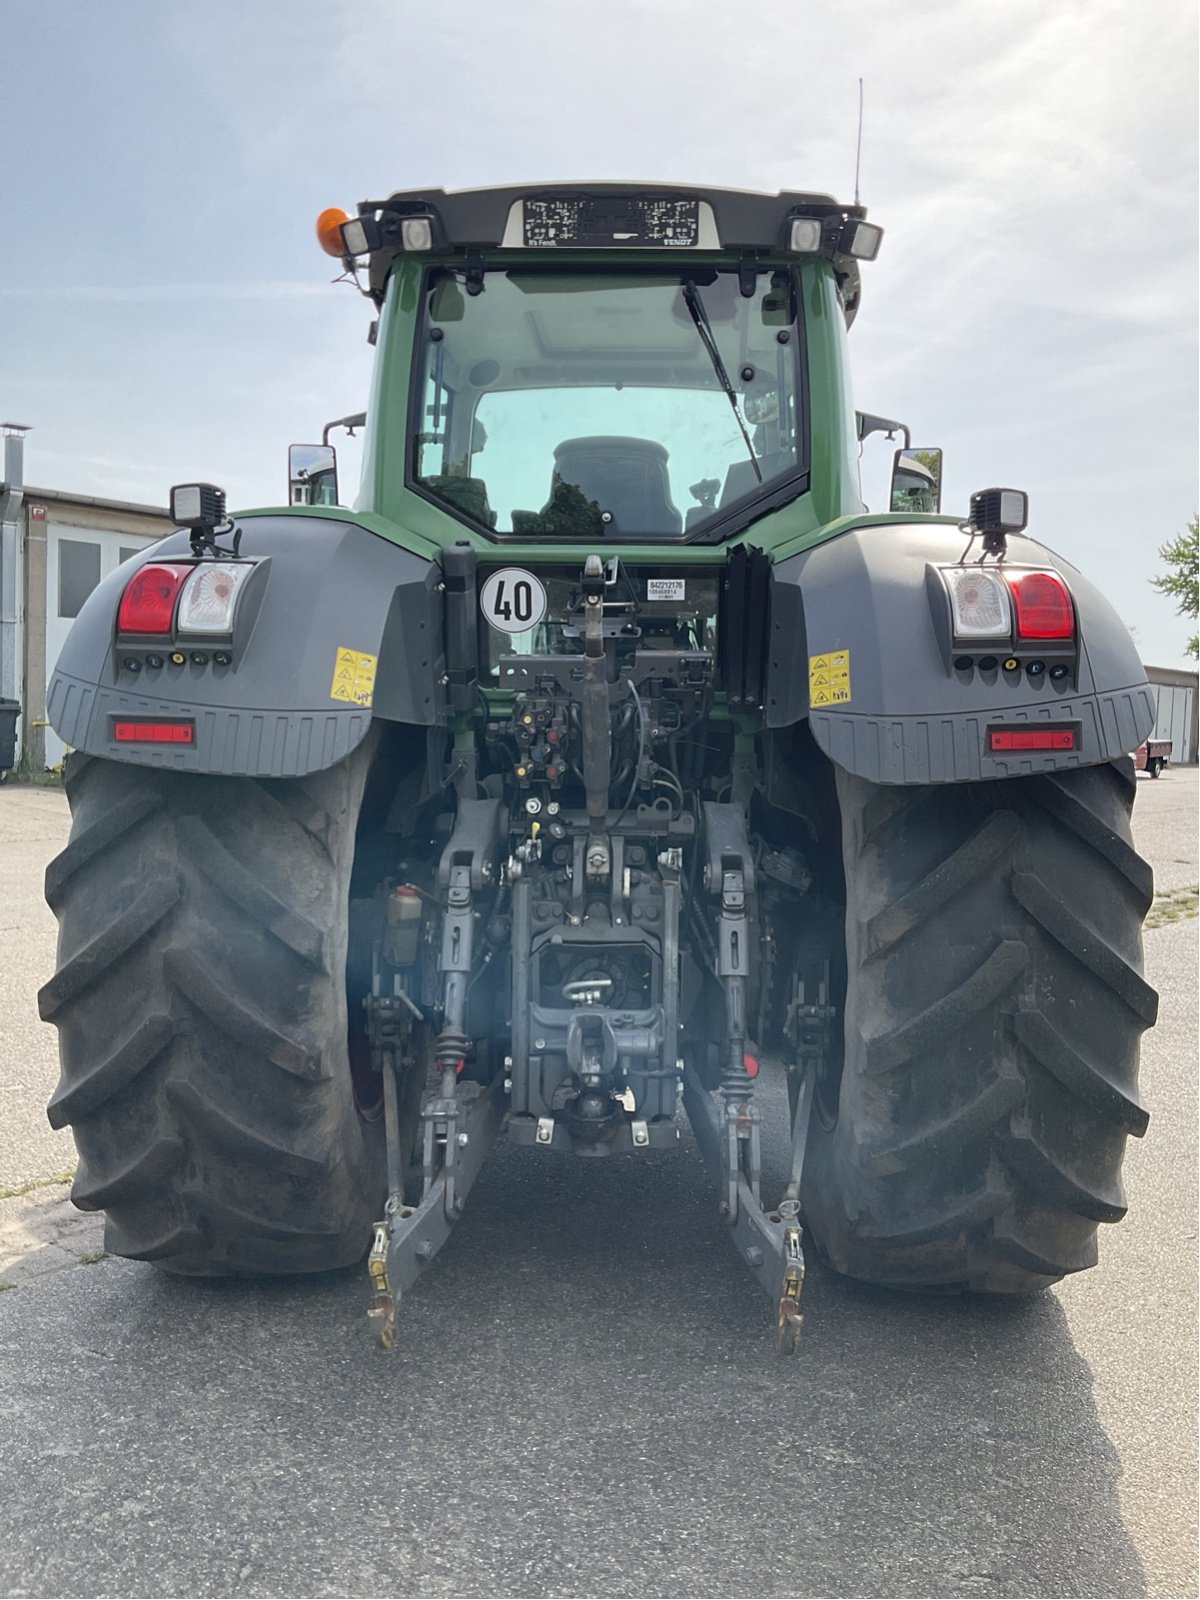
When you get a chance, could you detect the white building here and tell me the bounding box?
[12,488,171,770]
[1145,665,1198,765]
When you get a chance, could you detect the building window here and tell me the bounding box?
[58,539,102,619]
[119,546,140,566]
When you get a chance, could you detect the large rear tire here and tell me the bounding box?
[801,760,1157,1293]
[38,743,386,1275]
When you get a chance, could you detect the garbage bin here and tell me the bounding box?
[0,699,19,776]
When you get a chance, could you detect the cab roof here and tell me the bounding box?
[354,182,874,323]
[363,182,861,248]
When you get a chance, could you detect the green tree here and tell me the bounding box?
[1151,516,1198,657]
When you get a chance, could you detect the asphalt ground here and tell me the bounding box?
[0,767,1196,1599]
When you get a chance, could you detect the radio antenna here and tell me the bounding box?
[854,78,865,205]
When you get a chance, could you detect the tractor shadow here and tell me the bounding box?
[4,1096,1147,1600]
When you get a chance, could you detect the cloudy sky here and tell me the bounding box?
[3,0,1197,666]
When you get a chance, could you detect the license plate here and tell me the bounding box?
[523,196,700,249]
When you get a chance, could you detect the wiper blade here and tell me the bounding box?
[682,278,762,484]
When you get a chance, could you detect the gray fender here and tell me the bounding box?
[767,520,1155,783]
[48,514,444,778]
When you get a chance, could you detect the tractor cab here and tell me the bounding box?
[318,184,883,547]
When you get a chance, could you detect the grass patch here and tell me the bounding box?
[1145,885,1200,929]
[4,743,64,786]
[0,1283,15,1292]
[78,1250,108,1266]
[0,1168,76,1200]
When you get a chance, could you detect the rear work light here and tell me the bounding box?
[177,561,254,636]
[988,726,1077,752]
[1005,570,1075,639]
[113,720,194,745]
[117,564,193,635]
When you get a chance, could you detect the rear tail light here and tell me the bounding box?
[177,562,254,635]
[117,564,193,635]
[113,720,195,744]
[1005,570,1075,639]
[944,568,1012,640]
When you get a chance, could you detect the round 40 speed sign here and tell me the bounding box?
[479,567,548,634]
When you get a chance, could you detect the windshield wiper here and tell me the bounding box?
[681,279,761,484]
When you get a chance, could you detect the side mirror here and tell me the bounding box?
[289,443,338,507]
[890,447,943,514]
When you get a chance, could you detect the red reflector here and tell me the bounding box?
[1005,571,1075,639]
[988,727,1076,752]
[113,720,195,744]
[743,1052,759,1078]
[117,563,192,634]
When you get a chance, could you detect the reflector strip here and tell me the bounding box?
[113,720,195,744]
[988,727,1076,752]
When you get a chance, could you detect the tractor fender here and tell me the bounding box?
[766,519,1155,783]
[47,513,444,778]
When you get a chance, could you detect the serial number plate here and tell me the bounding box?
[523,196,700,249]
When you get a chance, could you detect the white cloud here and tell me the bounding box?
[6,0,1197,665]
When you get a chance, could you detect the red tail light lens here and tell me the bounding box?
[1005,571,1075,639]
[117,564,193,635]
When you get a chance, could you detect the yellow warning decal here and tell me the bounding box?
[809,649,851,707]
[330,646,378,708]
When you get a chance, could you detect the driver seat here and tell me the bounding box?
[549,437,682,536]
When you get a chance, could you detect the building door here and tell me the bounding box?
[44,524,152,767]
[1152,682,1197,764]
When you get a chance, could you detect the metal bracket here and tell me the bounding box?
[682,1061,811,1354]
[368,1078,505,1349]
[367,1222,395,1347]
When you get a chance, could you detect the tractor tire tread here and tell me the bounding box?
[41,749,384,1276]
[802,762,1154,1294]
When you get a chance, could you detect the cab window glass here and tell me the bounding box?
[412,268,804,540]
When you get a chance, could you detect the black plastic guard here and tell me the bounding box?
[766,521,1156,784]
[719,545,771,710]
[47,514,444,778]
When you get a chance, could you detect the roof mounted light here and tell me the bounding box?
[788,217,823,253]
[340,215,376,256]
[839,219,883,260]
[400,216,433,251]
[316,207,352,258]
[328,210,436,258]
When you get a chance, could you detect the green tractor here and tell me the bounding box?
[39,185,1157,1348]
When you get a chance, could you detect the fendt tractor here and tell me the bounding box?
[39,185,1159,1349]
